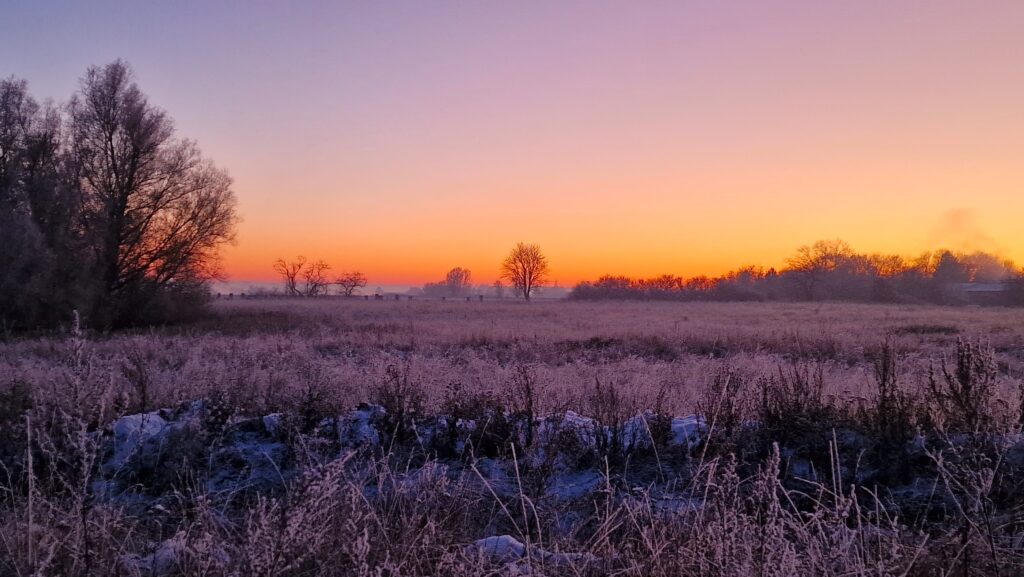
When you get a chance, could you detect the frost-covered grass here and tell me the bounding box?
[2,299,1024,576]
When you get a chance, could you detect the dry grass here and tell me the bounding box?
[2,299,1024,576]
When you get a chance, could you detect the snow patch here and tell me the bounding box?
[338,404,385,446]
[470,535,526,562]
[546,470,604,502]
[262,413,283,436]
[123,534,229,576]
[669,415,706,449]
[107,411,169,473]
[468,535,599,570]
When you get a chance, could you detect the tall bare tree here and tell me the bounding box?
[302,259,332,296]
[501,242,550,301]
[0,62,238,329]
[784,239,854,300]
[273,256,307,296]
[0,78,47,328]
[69,61,237,325]
[0,78,35,202]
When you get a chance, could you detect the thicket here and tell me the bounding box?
[0,61,237,331]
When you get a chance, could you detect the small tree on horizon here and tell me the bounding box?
[784,239,854,301]
[336,271,367,296]
[272,256,343,296]
[500,242,550,301]
[444,267,473,297]
[302,259,332,296]
[273,256,306,296]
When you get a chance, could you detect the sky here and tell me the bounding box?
[3,1,1023,287]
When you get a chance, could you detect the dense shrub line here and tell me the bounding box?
[571,239,1024,306]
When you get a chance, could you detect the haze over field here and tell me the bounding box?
[4,1,1023,285]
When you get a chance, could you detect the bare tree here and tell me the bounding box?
[0,78,35,201]
[444,267,472,297]
[302,259,332,296]
[272,256,333,296]
[335,271,367,296]
[1,74,92,330]
[501,242,550,301]
[784,239,854,300]
[273,256,306,296]
[69,61,237,326]
[0,77,46,328]
[421,266,473,297]
[932,251,970,285]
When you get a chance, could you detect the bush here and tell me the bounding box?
[756,363,829,442]
[927,338,1000,433]
[438,381,514,459]
[587,377,636,465]
[866,339,916,446]
[697,369,751,455]
[374,365,425,447]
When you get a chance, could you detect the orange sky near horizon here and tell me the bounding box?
[5,1,1023,287]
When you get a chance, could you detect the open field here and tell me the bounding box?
[3,300,1024,575]
[8,299,1024,416]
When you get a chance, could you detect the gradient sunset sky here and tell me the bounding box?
[3,1,1023,286]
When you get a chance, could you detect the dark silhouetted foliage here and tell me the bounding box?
[1,62,238,330]
[571,240,1024,306]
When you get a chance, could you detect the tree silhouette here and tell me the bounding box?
[302,259,332,296]
[272,256,340,296]
[273,256,306,296]
[785,239,854,300]
[444,267,472,297]
[335,271,367,296]
[1,61,238,328]
[500,242,550,301]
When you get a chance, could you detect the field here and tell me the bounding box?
[3,299,1024,576]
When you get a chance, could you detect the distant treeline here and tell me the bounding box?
[570,240,1024,306]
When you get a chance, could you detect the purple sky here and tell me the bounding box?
[4,1,1024,283]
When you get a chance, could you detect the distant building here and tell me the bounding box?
[950,281,1011,305]
[953,282,1007,292]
